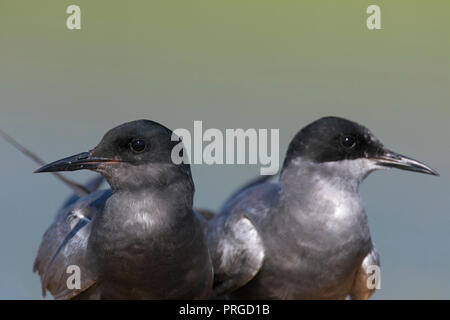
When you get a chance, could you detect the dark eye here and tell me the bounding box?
[340,135,356,149]
[130,139,146,152]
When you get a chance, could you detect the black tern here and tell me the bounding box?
[207,116,438,300]
[31,120,213,299]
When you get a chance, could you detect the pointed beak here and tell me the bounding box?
[374,149,439,176]
[34,151,121,173]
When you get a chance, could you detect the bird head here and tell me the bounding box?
[34,120,191,191]
[283,116,439,181]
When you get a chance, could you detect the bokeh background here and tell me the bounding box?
[1,1,449,299]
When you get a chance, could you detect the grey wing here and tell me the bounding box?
[33,189,111,299]
[208,215,265,297]
[219,174,274,214]
[208,182,279,297]
[350,245,381,300]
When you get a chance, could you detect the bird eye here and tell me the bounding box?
[130,139,146,152]
[340,135,356,149]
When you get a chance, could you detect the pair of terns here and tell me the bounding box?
[6,117,438,299]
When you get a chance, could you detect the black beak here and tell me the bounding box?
[375,149,439,176]
[34,151,121,173]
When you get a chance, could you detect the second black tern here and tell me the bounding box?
[32,120,213,299]
[207,116,438,300]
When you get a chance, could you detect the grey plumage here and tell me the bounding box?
[32,120,213,299]
[33,188,110,299]
[207,116,438,299]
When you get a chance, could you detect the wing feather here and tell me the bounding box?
[33,189,111,299]
[209,216,265,297]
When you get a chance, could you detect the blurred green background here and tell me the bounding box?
[0,1,449,299]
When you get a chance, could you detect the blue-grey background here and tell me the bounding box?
[0,1,449,299]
